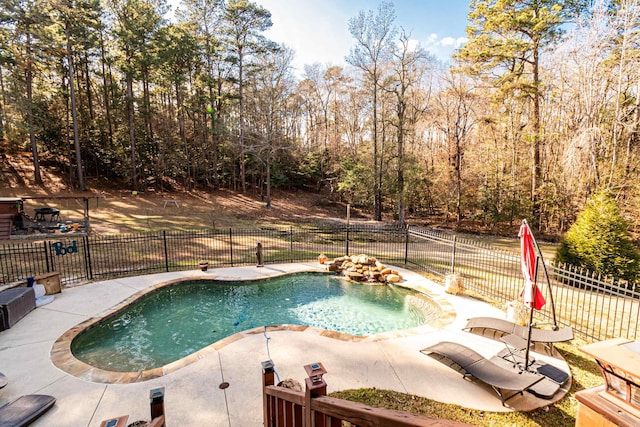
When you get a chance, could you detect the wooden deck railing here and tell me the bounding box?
[262,361,464,427]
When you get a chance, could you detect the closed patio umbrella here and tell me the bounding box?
[519,221,545,369]
[519,223,546,311]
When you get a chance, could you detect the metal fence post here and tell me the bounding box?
[84,235,93,280]
[290,226,294,261]
[404,227,409,265]
[163,230,169,272]
[346,225,350,256]
[229,228,234,266]
[46,240,57,274]
[43,241,51,273]
[450,235,457,274]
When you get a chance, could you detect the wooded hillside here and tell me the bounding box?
[1,0,639,236]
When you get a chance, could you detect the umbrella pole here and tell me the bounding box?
[523,219,558,330]
[524,256,539,370]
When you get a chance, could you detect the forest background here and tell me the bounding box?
[1,0,639,240]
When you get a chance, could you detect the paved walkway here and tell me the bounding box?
[0,263,570,426]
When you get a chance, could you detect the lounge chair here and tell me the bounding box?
[463,317,573,351]
[0,394,56,427]
[421,341,543,405]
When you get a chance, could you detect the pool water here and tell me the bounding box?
[72,273,442,372]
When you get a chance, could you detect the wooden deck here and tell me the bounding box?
[262,361,474,427]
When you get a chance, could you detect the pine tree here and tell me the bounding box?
[222,0,273,193]
[556,190,640,283]
[456,0,588,226]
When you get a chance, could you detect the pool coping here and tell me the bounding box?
[50,265,457,384]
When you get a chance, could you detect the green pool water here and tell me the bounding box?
[71,273,442,372]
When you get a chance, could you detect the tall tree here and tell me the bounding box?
[223,0,273,192]
[179,0,225,188]
[457,0,587,226]
[546,0,613,209]
[0,26,12,140]
[1,0,51,184]
[250,46,293,208]
[347,1,396,221]
[108,0,165,190]
[51,0,102,190]
[607,0,640,186]
[432,70,476,225]
[156,22,200,189]
[387,30,431,226]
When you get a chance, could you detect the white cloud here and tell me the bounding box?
[256,1,469,70]
[257,0,353,74]
[397,38,421,53]
[420,33,468,61]
[440,37,456,46]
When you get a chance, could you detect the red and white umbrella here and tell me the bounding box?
[519,221,547,370]
[519,223,546,310]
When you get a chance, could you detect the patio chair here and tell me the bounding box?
[420,341,543,406]
[463,317,573,353]
[0,394,56,427]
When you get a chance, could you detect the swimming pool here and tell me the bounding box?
[71,273,442,372]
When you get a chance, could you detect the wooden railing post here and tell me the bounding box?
[262,360,275,426]
[304,362,327,427]
[149,387,166,426]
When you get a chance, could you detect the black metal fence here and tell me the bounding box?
[1,224,638,343]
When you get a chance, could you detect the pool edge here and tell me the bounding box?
[50,264,457,384]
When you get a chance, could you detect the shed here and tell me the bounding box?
[0,197,23,216]
[0,198,23,240]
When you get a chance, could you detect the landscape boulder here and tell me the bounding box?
[322,254,403,284]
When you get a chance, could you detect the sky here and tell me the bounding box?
[252,0,470,73]
[169,0,470,75]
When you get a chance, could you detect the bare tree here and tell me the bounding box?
[386,30,431,225]
[432,69,476,224]
[607,0,640,186]
[347,1,396,221]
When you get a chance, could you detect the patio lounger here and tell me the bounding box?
[421,341,543,405]
[0,394,56,427]
[463,317,573,346]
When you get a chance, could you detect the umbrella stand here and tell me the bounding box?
[523,256,539,370]
[522,219,558,330]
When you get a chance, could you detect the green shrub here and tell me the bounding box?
[556,191,640,283]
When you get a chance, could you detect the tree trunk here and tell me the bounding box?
[99,30,114,148]
[238,48,246,193]
[397,101,405,226]
[142,66,158,190]
[455,136,462,224]
[0,66,5,139]
[67,22,85,190]
[208,82,218,188]
[373,67,381,221]
[625,83,640,176]
[26,31,42,185]
[531,43,541,227]
[176,81,190,190]
[84,52,94,122]
[126,72,137,191]
[266,149,271,208]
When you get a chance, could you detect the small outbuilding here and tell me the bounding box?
[0,197,23,240]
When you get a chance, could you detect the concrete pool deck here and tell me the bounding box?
[0,263,571,426]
